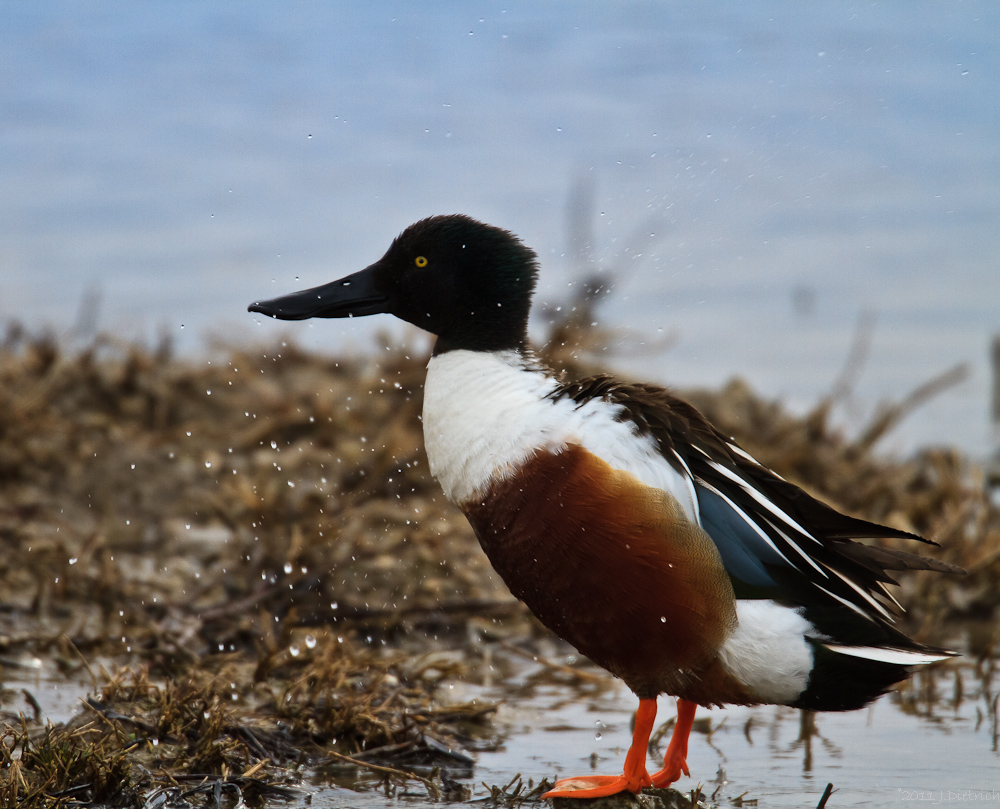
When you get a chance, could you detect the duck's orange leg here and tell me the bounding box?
[542,698,658,799]
[650,698,696,787]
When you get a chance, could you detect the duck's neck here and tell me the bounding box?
[431,334,530,357]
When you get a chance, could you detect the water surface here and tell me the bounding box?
[7,645,996,808]
[3,2,998,455]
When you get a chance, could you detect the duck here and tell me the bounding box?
[249,213,960,799]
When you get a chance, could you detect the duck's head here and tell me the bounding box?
[248,214,539,352]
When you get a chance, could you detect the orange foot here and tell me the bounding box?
[649,699,696,787]
[542,773,652,800]
[542,698,698,800]
[543,699,657,799]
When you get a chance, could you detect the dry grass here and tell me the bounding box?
[1,308,998,805]
[1,631,496,806]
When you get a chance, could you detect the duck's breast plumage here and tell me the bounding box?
[422,349,698,516]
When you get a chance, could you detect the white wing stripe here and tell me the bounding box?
[763,518,829,579]
[821,643,951,666]
[726,441,788,481]
[700,482,797,569]
[706,461,820,544]
[881,586,903,612]
[812,583,875,621]
[827,566,895,622]
[725,442,758,464]
[671,449,700,524]
[671,447,694,478]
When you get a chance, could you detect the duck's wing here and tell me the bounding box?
[553,375,962,637]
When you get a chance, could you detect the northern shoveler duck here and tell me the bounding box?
[249,214,960,798]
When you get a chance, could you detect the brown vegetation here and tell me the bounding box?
[1,311,997,806]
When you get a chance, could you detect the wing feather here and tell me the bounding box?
[549,374,961,638]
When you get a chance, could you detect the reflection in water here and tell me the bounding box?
[796,711,815,773]
[893,652,1000,754]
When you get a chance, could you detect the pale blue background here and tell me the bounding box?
[3,2,997,455]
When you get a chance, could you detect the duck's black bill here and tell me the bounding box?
[248,266,388,320]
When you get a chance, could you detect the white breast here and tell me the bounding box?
[421,349,698,519]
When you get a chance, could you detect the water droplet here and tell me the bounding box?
[271,440,278,449]
[205,461,212,468]
[305,634,317,649]
[284,562,293,574]
[289,644,301,657]
[68,557,78,565]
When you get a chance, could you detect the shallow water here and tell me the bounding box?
[300,654,1000,807]
[439,653,999,808]
[8,646,995,808]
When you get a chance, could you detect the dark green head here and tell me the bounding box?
[248,214,539,352]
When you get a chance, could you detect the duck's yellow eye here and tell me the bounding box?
[414,255,428,268]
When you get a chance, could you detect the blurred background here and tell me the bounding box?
[3,2,997,456]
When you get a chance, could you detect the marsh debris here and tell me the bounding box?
[1,310,998,805]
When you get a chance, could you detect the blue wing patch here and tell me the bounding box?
[697,483,785,590]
